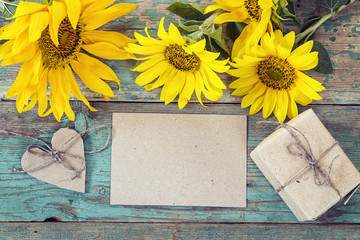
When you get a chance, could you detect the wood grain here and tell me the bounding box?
[0,0,359,235]
[1,222,360,240]
[0,101,359,223]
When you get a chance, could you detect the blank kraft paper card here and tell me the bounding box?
[111,113,247,207]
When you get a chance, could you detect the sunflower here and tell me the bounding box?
[0,0,136,121]
[228,30,324,122]
[125,17,230,109]
[205,0,275,58]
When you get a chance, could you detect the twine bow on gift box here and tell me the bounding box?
[260,122,342,198]
[0,126,110,180]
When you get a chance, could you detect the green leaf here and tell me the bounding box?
[317,0,349,10]
[167,2,211,21]
[301,16,321,32]
[286,0,296,15]
[178,21,199,33]
[210,39,230,59]
[312,40,334,74]
[0,0,19,18]
[206,27,230,57]
[226,22,246,42]
[281,0,300,26]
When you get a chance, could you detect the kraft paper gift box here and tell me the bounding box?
[250,109,360,221]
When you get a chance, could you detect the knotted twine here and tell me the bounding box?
[0,126,110,180]
[259,122,342,198]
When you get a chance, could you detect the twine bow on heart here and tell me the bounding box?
[0,125,110,181]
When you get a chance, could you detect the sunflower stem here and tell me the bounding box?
[295,0,355,45]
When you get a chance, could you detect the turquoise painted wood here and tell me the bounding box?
[0,0,359,231]
[1,222,360,239]
[0,103,359,223]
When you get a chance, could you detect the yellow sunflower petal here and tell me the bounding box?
[81,0,116,18]
[0,15,30,40]
[260,32,276,56]
[241,83,266,108]
[204,61,230,73]
[48,68,66,121]
[125,43,165,55]
[64,64,96,111]
[15,92,26,113]
[187,39,206,53]
[135,61,168,86]
[164,71,186,105]
[133,31,165,46]
[202,87,219,101]
[201,68,223,98]
[77,53,120,85]
[37,68,49,116]
[290,85,313,105]
[296,71,325,92]
[181,72,195,100]
[277,31,295,59]
[83,30,136,48]
[273,90,288,122]
[3,42,37,66]
[29,11,49,42]
[49,0,67,46]
[204,4,221,14]
[227,67,257,78]
[64,0,81,29]
[5,61,32,97]
[249,95,264,115]
[287,92,298,119]
[231,85,254,96]
[215,12,247,24]
[295,79,322,100]
[157,17,170,42]
[159,69,175,101]
[83,3,136,31]
[131,53,165,72]
[262,88,277,118]
[194,70,206,107]
[288,40,313,59]
[22,95,38,112]
[201,64,226,89]
[32,51,42,77]
[8,1,46,20]
[82,42,134,60]
[71,60,114,98]
[197,50,220,62]
[288,52,318,70]
[168,23,185,45]
[145,68,172,91]
[12,30,31,55]
[229,76,258,89]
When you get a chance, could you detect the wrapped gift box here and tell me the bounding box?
[250,109,360,221]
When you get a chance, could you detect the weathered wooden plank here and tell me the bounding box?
[1,222,360,240]
[0,0,359,104]
[0,101,359,223]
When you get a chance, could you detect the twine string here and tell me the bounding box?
[0,125,110,180]
[259,121,341,197]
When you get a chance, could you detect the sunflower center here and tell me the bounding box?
[244,0,262,21]
[38,17,83,68]
[257,56,296,90]
[165,44,200,72]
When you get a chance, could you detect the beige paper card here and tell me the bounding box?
[111,113,247,207]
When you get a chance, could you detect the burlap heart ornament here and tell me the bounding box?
[21,128,86,193]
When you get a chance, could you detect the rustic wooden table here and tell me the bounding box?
[0,0,359,239]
